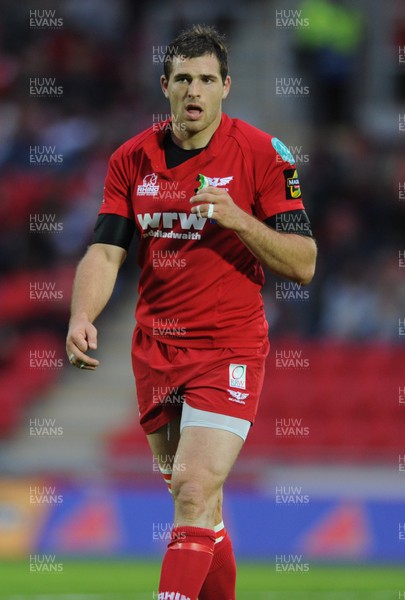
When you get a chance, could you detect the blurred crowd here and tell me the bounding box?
[0,0,404,343]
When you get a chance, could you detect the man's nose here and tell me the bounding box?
[187,79,201,97]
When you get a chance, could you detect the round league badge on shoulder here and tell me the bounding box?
[271,137,295,165]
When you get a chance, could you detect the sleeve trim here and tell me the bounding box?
[91,213,135,251]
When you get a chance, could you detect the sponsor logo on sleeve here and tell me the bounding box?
[283,169,302,199]
[229,364,247,389]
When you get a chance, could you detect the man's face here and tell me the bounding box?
[161,53,231,145]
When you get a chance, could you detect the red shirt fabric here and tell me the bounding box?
[99,113,306,348]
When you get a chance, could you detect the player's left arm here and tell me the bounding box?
[190,187,317,284]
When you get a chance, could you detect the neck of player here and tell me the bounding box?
[170,112,221,150]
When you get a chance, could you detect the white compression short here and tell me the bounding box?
[180,401,251,441]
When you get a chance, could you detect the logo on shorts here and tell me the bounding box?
[229,364,247,389]
[227,389,249,405]
[137,173,160,196]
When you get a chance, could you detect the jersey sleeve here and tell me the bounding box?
[99,146,134,221]
[253,137,306,220]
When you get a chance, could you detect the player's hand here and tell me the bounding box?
[190,187,247,231]
[66,315,100,371]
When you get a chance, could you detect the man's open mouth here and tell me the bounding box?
[185,104,203,119]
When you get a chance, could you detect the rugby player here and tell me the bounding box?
[66,25,317,600]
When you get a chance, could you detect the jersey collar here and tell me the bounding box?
[143,113,233,178]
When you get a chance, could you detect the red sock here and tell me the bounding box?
[198,529,236,600]
[159,525,215,600]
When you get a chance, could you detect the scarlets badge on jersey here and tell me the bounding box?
[283,168,302,199]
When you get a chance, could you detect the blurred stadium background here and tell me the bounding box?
[0,0,404,597]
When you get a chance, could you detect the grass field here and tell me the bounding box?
[0,561,403,599]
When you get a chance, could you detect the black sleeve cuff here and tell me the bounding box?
[265,209,313,238]
[91,214,135,251]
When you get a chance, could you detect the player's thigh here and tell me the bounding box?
[172,425,244,493]
[146,416,181,469]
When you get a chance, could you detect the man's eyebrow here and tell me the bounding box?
[173,72,220,79]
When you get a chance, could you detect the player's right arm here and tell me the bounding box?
[67,139,135,369]
[66,243,127,370]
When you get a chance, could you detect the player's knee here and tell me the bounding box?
[172,479,207,519]
[172,471,220,520]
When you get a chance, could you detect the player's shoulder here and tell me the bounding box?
[226,116,296,167]
[228,117,272,143]
[226,117,279,158]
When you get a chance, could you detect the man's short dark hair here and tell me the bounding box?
[163,25,229,83]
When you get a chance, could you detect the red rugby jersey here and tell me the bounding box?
[99,113,306,348]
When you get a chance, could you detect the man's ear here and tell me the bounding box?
[160,75,169,98]
[222,75,231,100]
